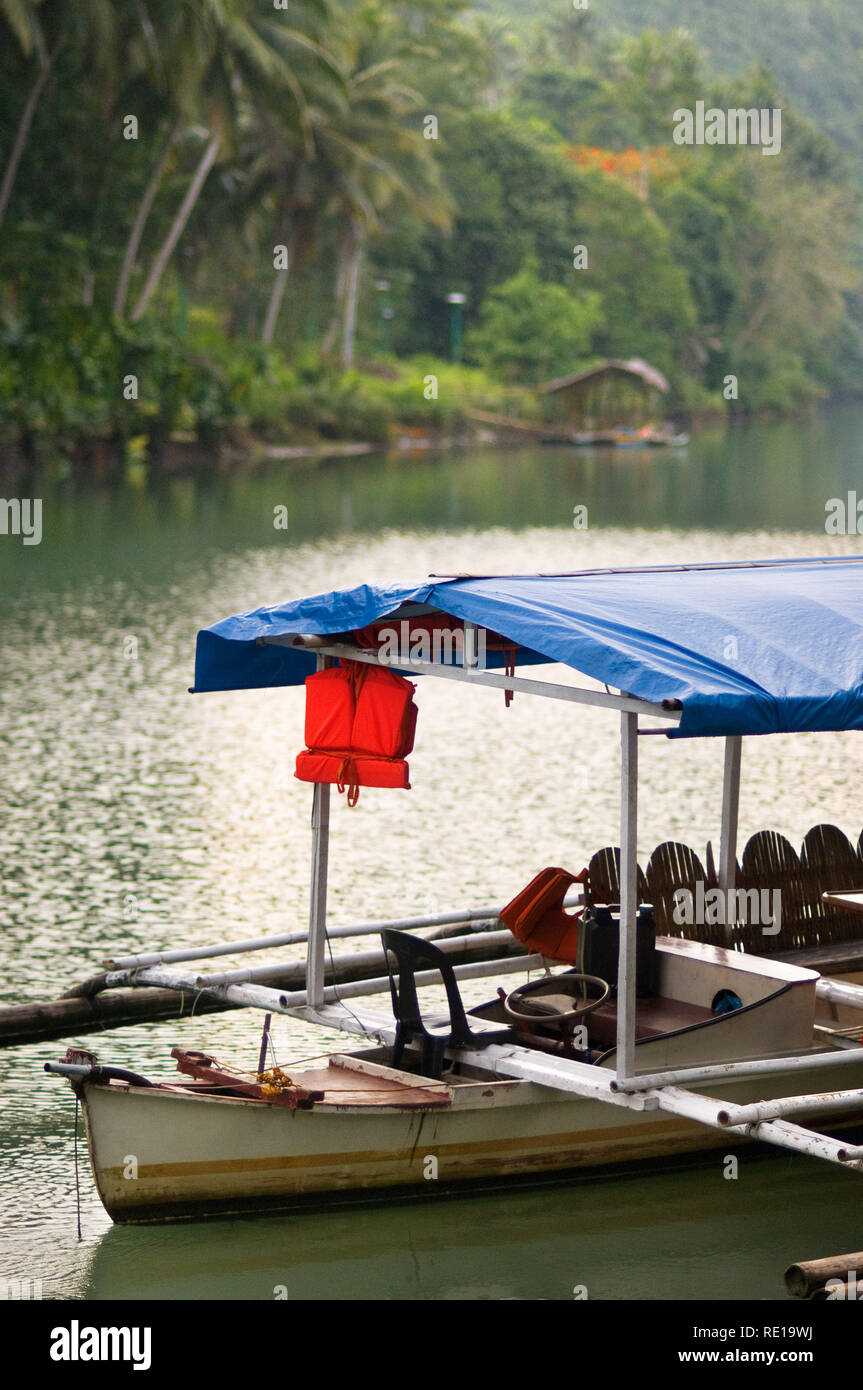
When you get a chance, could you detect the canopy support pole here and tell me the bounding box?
[719,735,742,947]
[616,708,638,1082]
[306,654,332,1009]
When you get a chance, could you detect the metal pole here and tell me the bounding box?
[716,1087,863,1128]
[816,977,863,1011]
[109,953,549,1015]
[307,654,332,1009]
[719,734,742,946]
[611,1045,863,1092]
[106,904,516,970]
[267,637,684,723]
[652,1086,863,1170]
[306,953,544,1008]
[616,709,638,1081]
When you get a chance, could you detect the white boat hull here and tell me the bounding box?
[80,1053,863,1223]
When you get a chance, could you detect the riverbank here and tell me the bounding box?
[0,306,734,478]
[3,320,843,480]
[0,305,551,475]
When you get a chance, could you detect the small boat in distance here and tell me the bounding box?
[572,424,689,448]
[45,557,863,1222]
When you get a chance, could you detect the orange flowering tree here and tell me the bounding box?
[567,145,680,200]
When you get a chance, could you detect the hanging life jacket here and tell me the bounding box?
[295,659,418,806]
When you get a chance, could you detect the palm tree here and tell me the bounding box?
[127,0,339,323]
[0,0,137,229]
[0,0,53,227]
[324,4,453,366]
[244,0,452,357]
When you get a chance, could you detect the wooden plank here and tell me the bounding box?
[171,1048,324,1109]
[328,1053,451,1093]
[290,1062,451,1108]
[822,891,863,916]
[646,841,718,945]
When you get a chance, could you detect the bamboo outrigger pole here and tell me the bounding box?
[786,1252,863,1298]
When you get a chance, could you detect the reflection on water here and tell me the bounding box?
[70,1158,863,1302]
[2,410,863,1300]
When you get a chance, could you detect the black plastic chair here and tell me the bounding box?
[381,929,514,1079]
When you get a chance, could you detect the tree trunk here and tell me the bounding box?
[261,267,289,345]
[319,236,350,358]
[340,233,363,370]
[130,134,220,324]
[114,121,179,318]
[261,225,297,349]
[0,29,65,229]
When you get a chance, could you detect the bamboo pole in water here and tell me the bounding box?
[785,1252,863,1299]
[105,897,582,971]
[0,922,524,1048]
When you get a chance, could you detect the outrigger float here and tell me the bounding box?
[46,555,863,1223]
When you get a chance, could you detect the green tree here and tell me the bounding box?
[466,258,603,383]
[240,0,452,356]
[576,171,697,377]
[398,110,586,356]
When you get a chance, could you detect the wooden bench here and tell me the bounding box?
[587,823,863,964]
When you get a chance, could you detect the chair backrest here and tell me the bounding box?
[737,829,805,953]
[800,824,861,944]
[381,929,473,1042]
[587,846,648,906]
[646,840,718,943]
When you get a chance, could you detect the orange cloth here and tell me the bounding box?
[500,866,588,963]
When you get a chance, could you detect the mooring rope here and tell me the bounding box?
[73,1095,82,1241]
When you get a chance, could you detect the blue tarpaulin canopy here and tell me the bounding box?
[192,556,863,738]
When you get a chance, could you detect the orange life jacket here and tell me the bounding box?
[295,660,418,806]
[499,866,589,963]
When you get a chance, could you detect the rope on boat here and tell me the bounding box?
[73,1095,82,1242]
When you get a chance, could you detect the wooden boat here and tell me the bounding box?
[46,556,863,1222]
[60,939,863,1223]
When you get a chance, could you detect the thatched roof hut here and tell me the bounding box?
[540,358,669,429]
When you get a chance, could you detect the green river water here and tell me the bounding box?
[2,408,863,1301]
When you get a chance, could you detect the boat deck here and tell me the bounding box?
[290,1055,452,1108]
